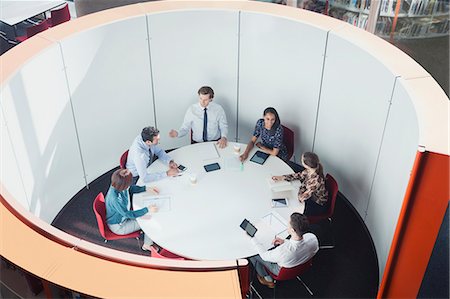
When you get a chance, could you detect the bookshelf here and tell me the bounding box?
[296,0,449,38]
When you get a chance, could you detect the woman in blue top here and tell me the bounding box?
[240,107,288,162]
[105,168,155,250]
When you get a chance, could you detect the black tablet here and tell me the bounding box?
[204,162,221,172]
[240,219,257,237]
[250,150,270,165]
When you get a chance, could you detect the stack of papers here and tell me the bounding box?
[267,178,295,192]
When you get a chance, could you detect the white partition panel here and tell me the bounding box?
[0,44,85,223]
[148,11,239,149]
[62,16,155,183]
[314,32,396,218]
[239,13,329,158]
[0,107,28,208]
[365,77,419,279]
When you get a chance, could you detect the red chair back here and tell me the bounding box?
[50,4,71,27]
[120,150,129,169]
[308,174,338,224]
[26,20,49,38]
[92,192,140,241]
[268,258,313,281]
[281,125,294,160]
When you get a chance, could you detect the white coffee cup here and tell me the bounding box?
[189,174,197,185]
[233,144,241,154]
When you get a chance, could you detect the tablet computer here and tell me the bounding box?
[250,150,270,165]
[204,162,221,172]
[240,219,257,237]
[272,198,288,208]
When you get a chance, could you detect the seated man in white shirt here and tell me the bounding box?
[127,126,179,185]
[250,212,319,288]
[169,86,228,148]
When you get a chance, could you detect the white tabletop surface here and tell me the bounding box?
[134,142,304,261]
[0,1,65,26]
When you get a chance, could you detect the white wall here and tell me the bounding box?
[239,12,328,159]
[0,107,28,208]
[61,15,155,184]
[365,77,419,277]
[148,10,239,149]
[314,31,397,218]
[0,44,85,222]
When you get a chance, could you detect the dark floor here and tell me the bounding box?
[52,166,379,298]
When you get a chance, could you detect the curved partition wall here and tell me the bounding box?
[0,1,448,298]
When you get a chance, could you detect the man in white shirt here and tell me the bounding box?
[250,213,319,288]
[169,86,228,148]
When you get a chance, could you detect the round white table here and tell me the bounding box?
[134,142,304,260]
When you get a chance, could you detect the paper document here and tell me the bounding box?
[142,196,171,212]
[261,212,288,235]
[224,157,242,171]
[254,212,289,250]
[200,142,220,160]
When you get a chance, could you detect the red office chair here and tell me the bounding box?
[281,125,294,161]
[307,174,338,249]
[92,192,141,242]
[149,246,185,260]
[16,20,49,42]
[265,258,314,296]
[48,4,71,27]
[119,150,129,169]
[307,174,338,225]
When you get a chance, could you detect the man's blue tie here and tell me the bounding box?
[203,108,208,142]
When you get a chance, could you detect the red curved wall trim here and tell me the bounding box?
[378,151,449,298]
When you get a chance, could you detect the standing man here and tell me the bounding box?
[127,126,179,184]
[249,213,319,288]
[169,86,228,148]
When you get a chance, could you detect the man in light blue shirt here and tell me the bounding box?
[169,86,228,148]
[127,126,179,184]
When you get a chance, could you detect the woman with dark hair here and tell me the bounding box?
[249,213,318,288]
[240,107,288,161]
[272,152,328,216]
[105,168,156,250]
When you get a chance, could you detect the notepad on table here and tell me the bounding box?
[267,177,295,192]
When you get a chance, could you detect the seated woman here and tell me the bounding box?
[105,168,157,251]
[272,152,328,216]
[239,107,288,162]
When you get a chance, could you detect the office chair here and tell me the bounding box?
[149,246,185,260]
[264,258,314,297]
[92,192,141,242]
[119,150,129,169]
[281,125,295,161]
[48,4,71,27]
[307,174,338,249]
[16,20,49,42]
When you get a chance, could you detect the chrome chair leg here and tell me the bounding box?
[296,276,313,296]
[250,283,263,299]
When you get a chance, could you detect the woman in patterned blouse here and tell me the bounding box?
[239,107,288,162]
[272,152,329,216]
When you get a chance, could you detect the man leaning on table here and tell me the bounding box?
[127,126,179,185]
[249,213,319,288]
[169,86,229,148]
